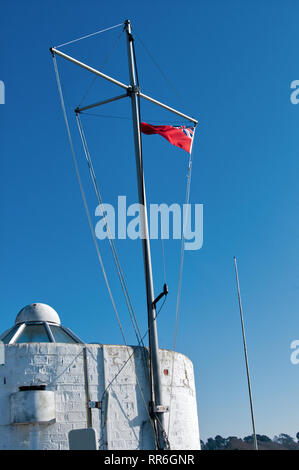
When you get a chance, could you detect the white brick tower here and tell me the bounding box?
[0,303,200,450]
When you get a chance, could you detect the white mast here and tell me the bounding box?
[124,19,168,450]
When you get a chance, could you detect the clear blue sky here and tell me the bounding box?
[1,0,299,443]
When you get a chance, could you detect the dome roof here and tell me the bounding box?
[0,302,83,344]
[15,303,61,325]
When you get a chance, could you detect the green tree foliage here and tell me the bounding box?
[273,433,297,449]
[244,434,271,443]
[201,433,299,450]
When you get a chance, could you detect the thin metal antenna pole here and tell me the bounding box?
[124,19,167,450]
[233,257,258,450]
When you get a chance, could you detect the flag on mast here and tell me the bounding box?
[140,122,195,154]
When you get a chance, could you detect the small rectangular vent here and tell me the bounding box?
[19,385,46,391]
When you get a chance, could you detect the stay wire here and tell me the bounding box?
[77,27,124,108]
[133,28,189,111]
[55,22,124,48]
[82,112,130,119]
[81,111,188,125]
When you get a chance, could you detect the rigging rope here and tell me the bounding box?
[77,27,124,108]
[167,129,196,438]
[55,22,124,48]
[161,237,167,286]
[81,111,189,125]
[134,29,189,111]
[81,112,131,120]
[100,293,168,403]
[98,292,170,449]
[75,114,147,352]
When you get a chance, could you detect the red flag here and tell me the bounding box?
[140,122,195,154]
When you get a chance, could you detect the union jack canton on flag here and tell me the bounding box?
[140,122,196,154]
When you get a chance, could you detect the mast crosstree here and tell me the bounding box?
[50,20,197,450]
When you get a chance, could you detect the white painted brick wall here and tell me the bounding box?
[0,343,200,450]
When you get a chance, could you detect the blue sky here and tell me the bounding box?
[1,0,299,443]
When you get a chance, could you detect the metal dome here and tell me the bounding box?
[0,303,83,344]
[15,303,61,325]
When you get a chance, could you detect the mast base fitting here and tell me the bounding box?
[149,402,170,416]
[154,405,170,413]
[88,401,102,409]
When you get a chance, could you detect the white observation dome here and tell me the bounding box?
[15,303,61,325]
[0,302,83,344]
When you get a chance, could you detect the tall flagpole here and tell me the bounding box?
[50,20,199,450]
[124,19,167,450]
[233,257,258,450]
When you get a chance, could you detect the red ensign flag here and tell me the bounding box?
[140,122,195,154]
